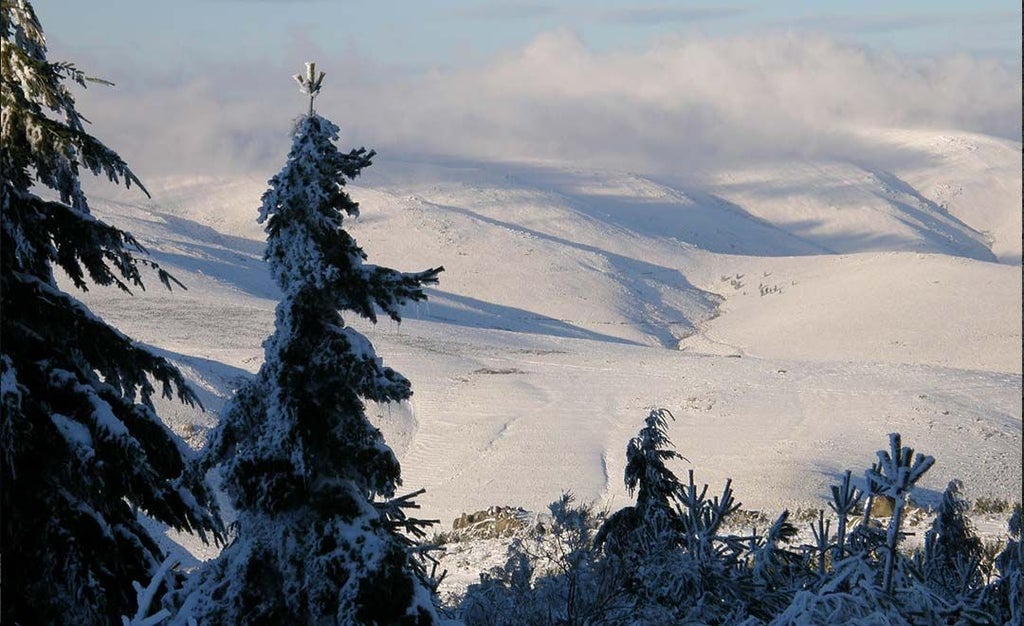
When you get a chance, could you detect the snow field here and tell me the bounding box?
[69,126,1021,572]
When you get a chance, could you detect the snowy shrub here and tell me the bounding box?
[990,504,1023,625]
[461,493,630,626]
[597,409,688,554]
[459,422,1020,625]
[972,497,1014,515]
[745,510,804,618]
[773,434,1024,625]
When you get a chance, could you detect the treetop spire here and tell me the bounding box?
[294,60,325,116]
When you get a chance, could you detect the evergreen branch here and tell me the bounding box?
[2,97,148,196]
[3,272,201,407]
[337,265,444,323]
[10,192,180,294]
[42,370,220,541]
[338,146,375,178]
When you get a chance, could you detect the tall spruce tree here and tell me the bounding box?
[0,1,223,623]
[184,63,443,625]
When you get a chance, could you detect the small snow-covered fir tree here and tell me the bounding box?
[185,63,443,625]
[923,479,985,596]
[624,408,688,519]
[596,408,687,554]
[0,1,223,623]
[594,409,751,623]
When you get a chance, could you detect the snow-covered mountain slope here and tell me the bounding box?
[852,128,1023,265]
[70,127,1021,560]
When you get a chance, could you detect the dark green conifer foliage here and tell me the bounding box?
[923,479,985,595]
[0,1,223,623]
[993,505,1022,624]
[596,409,688,553]
[189,63,443,625]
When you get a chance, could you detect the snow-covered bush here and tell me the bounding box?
[462,493,630,626]
[774,434,1023,625]
[990,504,1022,625]
[462,410,806,624]
[461,421,1020,625]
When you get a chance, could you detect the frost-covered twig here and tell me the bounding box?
[865,433,934,593]
[121,556,179,626]
[828,469,862,562]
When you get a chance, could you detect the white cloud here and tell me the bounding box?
[67,31,1022,179]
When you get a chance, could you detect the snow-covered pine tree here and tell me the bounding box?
[185,63,443,625]
[922,479,985,596]
[596,408,688,554]
[0,1,224,623]
[624,408,689,521]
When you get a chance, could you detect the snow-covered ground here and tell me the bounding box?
[69,126,1021,575]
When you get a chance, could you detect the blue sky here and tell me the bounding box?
[31,1,1023,178]
[37,0,1022,72]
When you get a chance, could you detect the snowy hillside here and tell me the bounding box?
[69,126,1021,563]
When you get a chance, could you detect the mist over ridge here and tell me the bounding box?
[62,31,1021,179]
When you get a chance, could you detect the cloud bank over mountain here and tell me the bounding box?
[69,31,1021,177]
